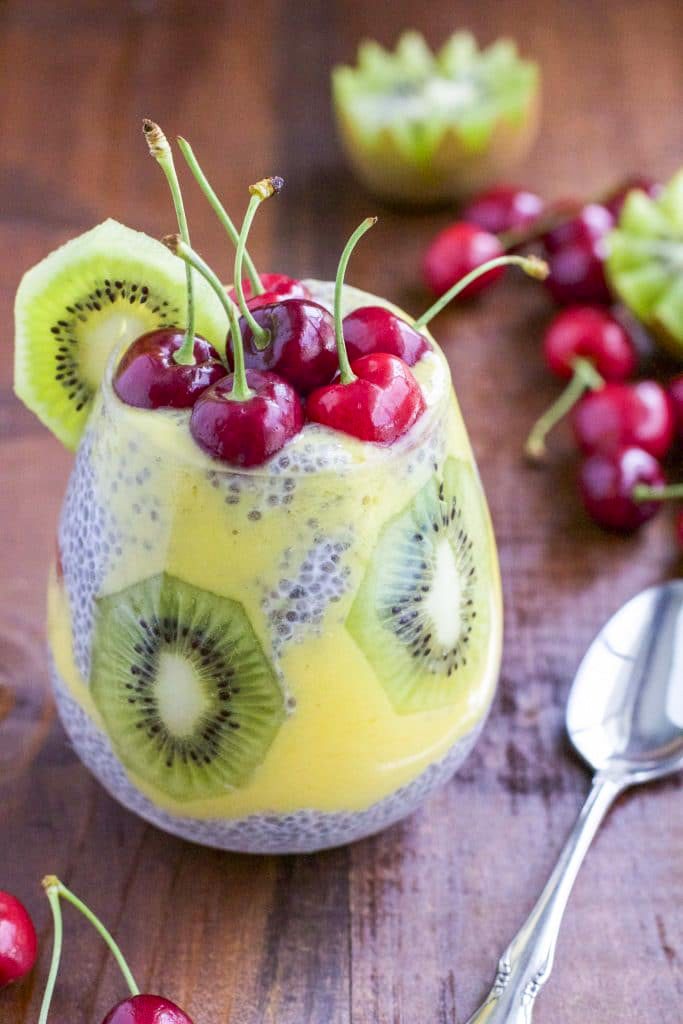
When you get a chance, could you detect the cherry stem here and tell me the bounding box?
[334,217,378,384]
[414,255,549,329]
[38,876,140,1024]
[498,198,584,251]
[525,356,604,461]
[143,120,196,366]
[633,483,683,502]
[163,234,254,402]
[177,136,263,295]
[234,178,284,351]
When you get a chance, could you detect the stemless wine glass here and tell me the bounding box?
[47,281,502,853]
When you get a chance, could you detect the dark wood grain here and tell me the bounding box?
[1,1,682,1022]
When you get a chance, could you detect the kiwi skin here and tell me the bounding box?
[91,572,286,803]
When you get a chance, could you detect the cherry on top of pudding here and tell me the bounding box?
[113,328,224,409]
[227,272,311,310]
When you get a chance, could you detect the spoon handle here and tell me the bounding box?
[464,773,626,1024]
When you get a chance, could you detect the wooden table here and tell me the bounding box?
[1,1,682,1021]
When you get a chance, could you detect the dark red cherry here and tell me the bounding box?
[342,306,430,366]
[579,446,664,532]
[572,380,674,459]
[227,273,310,311]
[113,329,225,409]
[543,306,637,381]
[603,176,661,220]
[190,369,303,467]
[461,185,544,236]
[423,222,505,298]
[306,352,425,445]
[0,891,37,988]
[543,204,615,305]
[543,203,614,254]
[229,299,337,395]
[668,374,683,441]
[102,994,194,1024]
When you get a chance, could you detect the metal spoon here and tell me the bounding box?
[465,581,683,1024]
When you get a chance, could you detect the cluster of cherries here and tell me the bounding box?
[0,882,190,1023]
[422,177,683,541]
[114,124,545,469]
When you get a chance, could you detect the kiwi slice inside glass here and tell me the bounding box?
[91,573,285,802]
[347,457,491,714]
[14,219,229,449]
[606,171,683,356]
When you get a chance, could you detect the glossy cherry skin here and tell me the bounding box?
[461,185,545,236]
[603,175,661,220]
[342,306,430,366]
[579,445,665,532]
[668,374,683,441]
[423,222,505,298]
[0,892,38,988]
[543,204,614,305]
[227,273,310,311]
[307,353,425,445]
[114,329,225,409]
[229,299,337,395]
[572,381,674,459]
[190,369,303,467]
[543,306,637,381]
[101,994,194,1024]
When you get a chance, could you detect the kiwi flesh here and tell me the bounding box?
[14,219,229,449]
[347,457,491,714]
[91,573,285,802]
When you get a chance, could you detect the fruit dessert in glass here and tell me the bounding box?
[15,123,542,853]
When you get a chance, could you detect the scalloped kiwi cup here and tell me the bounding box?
[47,281,503,853]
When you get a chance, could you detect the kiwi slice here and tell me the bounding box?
[91,573,285,802]
[606,171,683,356]
[332,31,539,204]
[14,219,229,449]
[347,457,491,714]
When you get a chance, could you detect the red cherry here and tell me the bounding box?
[603,176,662,220]
[190,369,303,467]
[102,994,194,1024]
[342,306,430,366]
[579,446,665,532]
[572,381,675,459]
[307,352,425,445]
[229,299,337,395]
[543,306,637,381]
[113,329,225,409]
[461,185,545,236]
[0,891,37,988]
[227,273,310,311]
[423,222,505,298]
[668,374,683,441]
[543,204,614,305]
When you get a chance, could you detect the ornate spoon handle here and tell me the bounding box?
[464,773,626,1024]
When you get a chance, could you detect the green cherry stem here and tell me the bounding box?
[163,234,254,402]
[143,120,196,366]
[334,217,378,384]
[37,883,63,1024]
[177,136,263,294]
[414,255,549,329]
[633,482,683,502]
[525,357,604,461]
[233,177,284,351]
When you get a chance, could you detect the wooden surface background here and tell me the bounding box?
[1,1,682,1021]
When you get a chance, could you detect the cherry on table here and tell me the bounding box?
[113,329,225,409]
[543,203,614,305]
[579,445,665,532]
[307,351,425,444]
[190,369,303,466]
[572,380,675,459]
[603,175,661,220]
[0,891,37,988]
[227,273,310,311]
[668,374,683,441]
[461,184,545,236]
[229,298,338,395]
[342,305,430,366]
[102,994,194,1024]
[543,306,637,381]
[422,221,505,298]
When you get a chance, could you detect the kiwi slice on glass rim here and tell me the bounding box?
[606,170,683,357]
[347,457,492,714]
[332,31,539,205]
[91,573,285,802]
[14,218,228,449]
